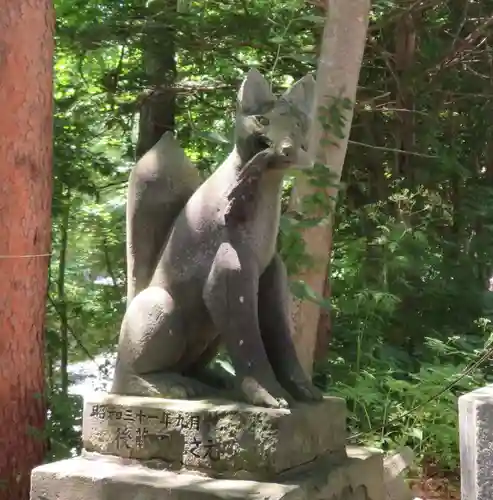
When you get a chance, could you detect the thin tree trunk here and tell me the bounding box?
[57,194,70,398]
[289,0,371,375]
[0,0,54,498]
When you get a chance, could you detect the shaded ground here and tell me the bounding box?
[410,467,460,500]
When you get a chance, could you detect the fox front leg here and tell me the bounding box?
[203,242,292,409]
[258,254,323,403]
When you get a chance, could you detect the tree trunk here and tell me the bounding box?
[0,1,54,498]
[289,0,371,375]
[314,264,332,363]
[135,0,177,159]
[393,11,416,184]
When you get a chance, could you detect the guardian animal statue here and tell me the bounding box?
[111,69,322,409]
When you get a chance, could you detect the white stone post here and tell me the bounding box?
[459,385,493,500]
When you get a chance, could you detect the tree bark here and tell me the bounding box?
[289,0,371,375]
[0,1,54,498]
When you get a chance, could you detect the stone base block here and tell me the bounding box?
[82,393,347,478]
[31,447,385,500]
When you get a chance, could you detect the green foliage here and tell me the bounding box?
[46,0,493,477]
[315,193,493,470]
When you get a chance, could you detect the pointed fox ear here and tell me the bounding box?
[237,68,275,114]
[283,73,316,116]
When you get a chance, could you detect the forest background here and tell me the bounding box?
[41,0,493,488]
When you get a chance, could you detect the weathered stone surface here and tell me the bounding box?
[280,447,385,500]
[383,447,414,500]
[459,385,493,500]
[82,393,347,478]
[30,447,385,500]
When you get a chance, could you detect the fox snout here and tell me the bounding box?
[278,138,295,156]
[270,138,313,171]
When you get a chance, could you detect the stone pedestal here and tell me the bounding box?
[459,385,493,500]
[31,394,385,500]
[82,393,347,478]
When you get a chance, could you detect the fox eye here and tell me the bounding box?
[257,116,270,127]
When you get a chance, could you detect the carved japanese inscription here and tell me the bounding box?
[87,403,222,462]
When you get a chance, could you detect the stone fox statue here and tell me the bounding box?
[111,69,322,409]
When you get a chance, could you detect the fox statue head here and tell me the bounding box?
[235,68,316,170]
